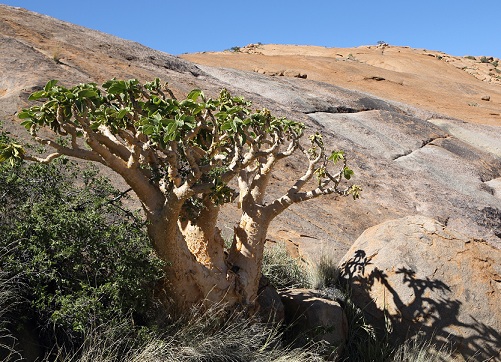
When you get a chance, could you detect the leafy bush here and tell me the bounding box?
[0,142,164,352]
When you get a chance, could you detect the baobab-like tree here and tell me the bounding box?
[0,78,360,311]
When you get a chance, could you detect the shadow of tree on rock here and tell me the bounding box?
[340,249,501,360]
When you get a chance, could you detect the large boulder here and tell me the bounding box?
[257,275,285,323]
[339,215,501,360]
[280,289,348,356]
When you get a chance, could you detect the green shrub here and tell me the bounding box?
[0,153,164,352]
[480,56,490,63]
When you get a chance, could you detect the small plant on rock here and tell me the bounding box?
[480,56,490,63]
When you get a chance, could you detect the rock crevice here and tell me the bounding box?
[392,135,450,161]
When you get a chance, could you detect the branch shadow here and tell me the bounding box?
[340,249,501,360]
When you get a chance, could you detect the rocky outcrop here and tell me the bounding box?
[257,276,284,323]
[2,5,500,264]
[254,68,307,79]
[1,11,501,355]
[280,289,348,355]
[338,215,501,360]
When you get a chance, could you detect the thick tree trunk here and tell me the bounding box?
[146,205,240,312]
[227,205,271,309]
[147,212,202,308]
[180,200,226,273]
[142,182,275,312]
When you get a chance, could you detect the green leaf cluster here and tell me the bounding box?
[19,80,102,133]
[0,142,24,166]
[18,79,307,209]
[20,79,304,146]
[14,79,359,216]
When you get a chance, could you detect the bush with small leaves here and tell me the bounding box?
[0,137,164,352]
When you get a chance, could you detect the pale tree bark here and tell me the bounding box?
[225,144,354,308]
[22,125,352,313]
[140,189,242,310]
[227,206,271,307]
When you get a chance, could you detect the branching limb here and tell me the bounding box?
[31,135,105,164]
[24,152,62,164]
[263,136,358,219]
[95,126,131,162]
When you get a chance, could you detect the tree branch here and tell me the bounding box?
[30,135,105,164]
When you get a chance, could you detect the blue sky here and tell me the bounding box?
[2,1,500,58]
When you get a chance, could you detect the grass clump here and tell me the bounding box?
[391,333,456,362]
[49,305,325,362]
[309,254,339,290]
[262,242,310,290]
[339,294,393,362]
[0,266,22,360]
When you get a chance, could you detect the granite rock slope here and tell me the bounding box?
[182,43,501,126]
[194,64,501,257]
[1,4,500,263]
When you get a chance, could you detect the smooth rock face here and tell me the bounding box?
[280,289,348,352]
[199,61,501,252]
[2,5,501,263]
[338,215,501,360]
